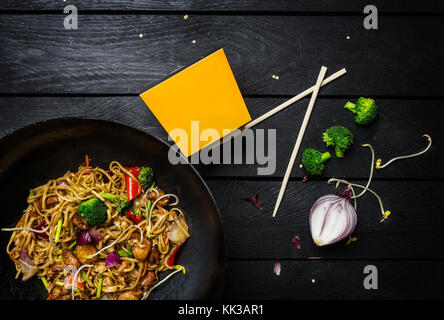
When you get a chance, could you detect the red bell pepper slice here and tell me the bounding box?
[64,276,85,291]
[125,167,142,201]
[167,241,185,266]
[126,210,143,224]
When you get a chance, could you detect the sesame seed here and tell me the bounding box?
[184,15,189,20]
[346,36,350,40]
[192,40,196,44]
[139,34,144,38]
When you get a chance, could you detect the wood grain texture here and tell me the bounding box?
[1,0,443,13]
[206,179,444,259]
[0,96,440,179]
[0,3,443,300]
[0,15,443,95]
[225,260,444,299]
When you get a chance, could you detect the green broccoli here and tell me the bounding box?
[138,166,154,191]
[99,193,131,214]
[344,97,378,125]
[322,126,354,158]
[77,198,108,226]
[117,245,133,258]
[301,148,331,176]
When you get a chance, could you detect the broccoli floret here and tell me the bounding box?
[322,126,354,158]
[99,193,131,214]
[302,148,331,176]
[77,198,107,226]
[138,166,154,191]
[344,97,378,125]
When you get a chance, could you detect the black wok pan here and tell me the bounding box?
[0,118,226,300]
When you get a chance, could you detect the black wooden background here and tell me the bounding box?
[0,1,443,299]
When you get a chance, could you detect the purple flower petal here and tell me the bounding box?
[292,235,301,249]
[242,193,263,210]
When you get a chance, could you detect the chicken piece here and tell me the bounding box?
[47,285,70,300]
[117,290,142,300]
[72,214,89,230]
[75,244,99,265]
[48,263,64,276]
[38,196,59,209]
[131,233,152,261]
[146,190,158,201]
[139,271,156,289]
[62,249,80,268]
[127,269,140,281]
[147,188,169,207]
[148,246,160,265]
[132,194,147,210]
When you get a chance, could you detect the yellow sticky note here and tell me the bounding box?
[140,48,251,157]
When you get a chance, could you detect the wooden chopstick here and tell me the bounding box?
[244,68,346,130]
[206,68,346,152]
[272,66,328,218]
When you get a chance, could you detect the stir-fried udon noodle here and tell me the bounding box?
[2,158,190,300]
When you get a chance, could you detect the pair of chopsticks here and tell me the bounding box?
[207,67,346,151]
[207,66,346,217]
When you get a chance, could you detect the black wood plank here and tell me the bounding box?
[206,179,444,259]
[225,260,444,299]
[0,97,440,179]
[197,97,442,179]
[2,1,443,13]
[0,15,443,96]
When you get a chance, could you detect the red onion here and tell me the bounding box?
[167,216,189,244]
[273,259,281,276]
[35,220,49,239]
[87,228,103,243]
[105,252,121,267]
[77,228,103,245]
[18,248,39,281]
[309,194,357,246]
[77,230,92,245]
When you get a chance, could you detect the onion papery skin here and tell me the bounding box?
[309,194,357,246]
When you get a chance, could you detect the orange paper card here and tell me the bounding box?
[140,49,251,157]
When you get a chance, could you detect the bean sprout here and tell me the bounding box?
[141,265,185,300]
[328,178,390,222]
[376,134,432,169]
